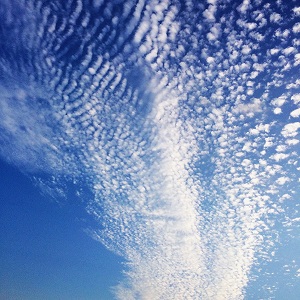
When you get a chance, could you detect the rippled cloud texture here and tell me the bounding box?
[0,0,299,299]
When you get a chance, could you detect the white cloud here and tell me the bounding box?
[276,145,287,152]
[281,122,300,137]
[270,13,282,23]
[270,153,289,162]
[293,23,300,33]
[233,98,262,116]
[283,47,295,55]
[273,107,282,114]
[290,108,300,118]
[207,56,215,64]
[294,53,300,66]
[237,0,251,14]
[270,48,280,55]
[271,95,286,107]
[203,4,217,22]
[285,139,299,146]
[291,94,300,104]
[242,45,252,55]
[293,7,300,16]
[276,176,290,185]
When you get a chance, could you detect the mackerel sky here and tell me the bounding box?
[0,0,299,299]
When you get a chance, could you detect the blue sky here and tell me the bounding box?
[0,159,124,299]
[0,0,300,299]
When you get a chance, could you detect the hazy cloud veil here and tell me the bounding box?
[0,0,299,299]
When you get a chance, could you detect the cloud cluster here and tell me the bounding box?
[0,0,299,299]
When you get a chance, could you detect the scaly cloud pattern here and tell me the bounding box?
[0,0,299,299]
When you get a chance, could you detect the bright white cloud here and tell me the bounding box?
[270,12,282,23]
[293,22,300,33]
[282,122,300,138]
[290,108,300,118]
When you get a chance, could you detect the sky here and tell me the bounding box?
[0,0,299,299]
